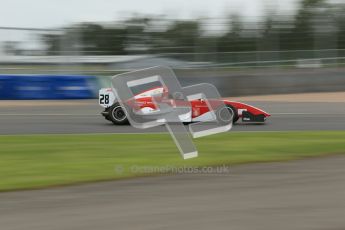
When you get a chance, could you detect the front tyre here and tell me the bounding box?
[226,105,239,123]
[109,103,129,125]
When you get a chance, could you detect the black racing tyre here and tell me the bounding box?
[109,103,129,125]
[226,105,239,123]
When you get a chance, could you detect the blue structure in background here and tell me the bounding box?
[0,75,13,99]
[0,75,99,100]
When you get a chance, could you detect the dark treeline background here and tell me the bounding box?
[43,0,345,58]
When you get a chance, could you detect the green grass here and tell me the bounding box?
[0,131,344,191]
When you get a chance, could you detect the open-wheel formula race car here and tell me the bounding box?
[99,86,270,125]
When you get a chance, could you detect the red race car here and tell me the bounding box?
[99,87,270,125]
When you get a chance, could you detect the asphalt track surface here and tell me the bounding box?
[1,155,345,230]
[0,100,345,134]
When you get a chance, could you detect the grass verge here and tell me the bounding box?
[0,131,344,191]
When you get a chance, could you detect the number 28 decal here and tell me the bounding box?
[99,94,110,104]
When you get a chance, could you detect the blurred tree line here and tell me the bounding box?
[43,0,345,56]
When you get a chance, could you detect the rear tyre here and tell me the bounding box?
[109,103,129,125]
